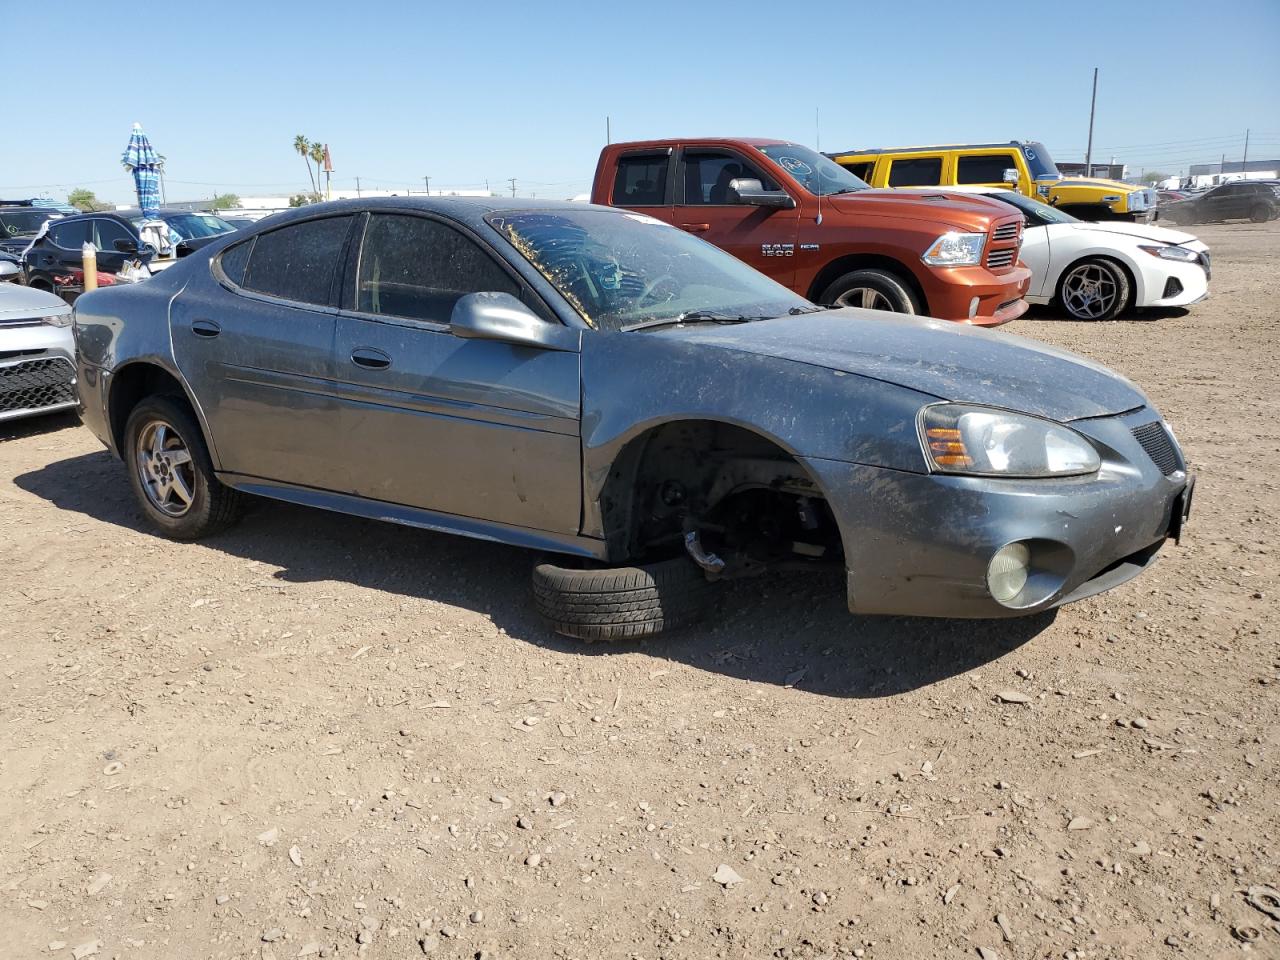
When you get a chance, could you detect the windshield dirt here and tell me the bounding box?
[987,190,1080,225]
[0,209,57,237]
[488,209,812,332]
[756,144,870,197]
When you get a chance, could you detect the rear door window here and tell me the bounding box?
[49,220,90,249]
[217,239,252,286]
[887,156,944,187]
[681,150,779,204]
[241,215,354,306]
[353,214,519,324]
[957,154,1020,184]
[91,219,134,252]
[612,152,670,206]
[841,161,874,182]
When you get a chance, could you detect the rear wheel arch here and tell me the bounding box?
[806,253,928,313]
[108,362,214,463]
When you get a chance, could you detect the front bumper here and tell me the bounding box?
[0,323,77,422]
[801,407,1191,618]
[1139,247,1210,308]
[921,263,1031,327]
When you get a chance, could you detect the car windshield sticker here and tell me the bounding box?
[776,156,812,176]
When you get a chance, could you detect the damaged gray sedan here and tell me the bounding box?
[72,198,1193,640]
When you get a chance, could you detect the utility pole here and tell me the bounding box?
[356,176,361,197]
[606,116,611,145]
[508,178,517,198]
[423,175,430,196]
[1084,67,1098,176]
[1243,128,1250,167]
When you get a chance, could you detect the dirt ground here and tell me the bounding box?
[2,221,1278,960]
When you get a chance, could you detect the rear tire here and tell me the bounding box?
[1056,257,1132,321]
[1250,203,1272,223]
[124,395,243,540]
[532,556,716,641]
[818,268,920,314]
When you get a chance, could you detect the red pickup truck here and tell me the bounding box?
[591,138,1031,325]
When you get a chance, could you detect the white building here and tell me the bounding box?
[1186,160,1279,188]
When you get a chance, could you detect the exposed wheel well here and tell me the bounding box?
[599,420,843,569]
[806,253,928,312]
[27,277,54,292]
[108,363,194,454]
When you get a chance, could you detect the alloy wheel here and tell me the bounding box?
[136,419,196,517]
[835,287,895,311]
[1061,263,1118,319]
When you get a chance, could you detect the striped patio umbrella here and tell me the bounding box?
[121,122,163,218]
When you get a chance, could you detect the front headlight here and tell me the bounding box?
[922,232,986,267]
[1128,192,1147,211]
[40,311,73,328]
[1139,243,1200,263]
[920,404,1100,477]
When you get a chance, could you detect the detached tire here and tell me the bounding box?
[532,557,716,641]
[124,394,244,540]
[818,268,920,314]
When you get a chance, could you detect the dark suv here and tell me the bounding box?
[1163,180,1280,225]
[23,210,234,300]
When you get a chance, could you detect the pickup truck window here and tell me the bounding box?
[681,151,778,204]
[613,153,670,206]
[488,209,810,333]
[841,161,874,182]
[756,143,868,197]
[887,157,943,187]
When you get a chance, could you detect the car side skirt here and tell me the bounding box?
[218,472,609,560]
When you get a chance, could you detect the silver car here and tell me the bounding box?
[71,199,1193,640]
[0,263,76,422]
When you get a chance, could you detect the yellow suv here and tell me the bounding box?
[830,141,1157,222]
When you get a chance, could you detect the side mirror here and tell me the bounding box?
[450,292,574,351]
[727,178,797,209]
[1002,168,1020,185]
[113,238,139,254]
[0,260,19,280]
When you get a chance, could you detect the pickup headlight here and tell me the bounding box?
[1139,243,1200,263]
[1128,191,1147,211]
[920,404,1100,477]
[922,232,986,266]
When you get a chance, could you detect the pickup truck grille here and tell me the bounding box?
[986,248,1017,269]
[0,357,76,415]
[992,222,1020,242]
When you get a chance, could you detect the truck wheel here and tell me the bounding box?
[819,269,920,314]
[124,395,244,540]
[1250,203,1272,223]
[531,556,716,641]
[1056,258,1132,321]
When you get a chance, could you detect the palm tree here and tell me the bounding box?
[309,142,327,199]
[293,134,317,194]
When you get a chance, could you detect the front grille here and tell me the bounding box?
[986,248,1017,268]
[1131,421,1181,476]
[0,357,76,414]
[992,222,1020,242]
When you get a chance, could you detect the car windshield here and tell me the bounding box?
[488,209,815,332]
[756,143,870,197]
[163,213,235,239]
[984,189,1079,225]
[1021,142,1061,181]
[0,209,58,237]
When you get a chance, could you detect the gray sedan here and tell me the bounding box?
[72,198,1193,639]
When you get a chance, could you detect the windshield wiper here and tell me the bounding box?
[621,310,757,333]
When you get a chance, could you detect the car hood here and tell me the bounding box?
[1067,220,1200,245]
[823,189,1007,229]
[0,282,70,322]
[663,310,1148,422]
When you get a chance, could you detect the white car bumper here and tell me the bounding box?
[0,321,77,422]
[1140,243,1210,308]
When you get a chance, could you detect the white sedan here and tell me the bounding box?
[919,187,1210,321]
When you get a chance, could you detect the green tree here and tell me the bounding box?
[289,193,321,207]
[68,188,106,212]
[210,193,241,210]
[293,134,317,194]
[1141,170,1172,186]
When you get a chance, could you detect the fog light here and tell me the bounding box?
[988,543,1030,604]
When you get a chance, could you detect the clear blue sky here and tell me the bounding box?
[4,0,1278,204]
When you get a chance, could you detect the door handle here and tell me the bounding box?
[680,223,711,233]
[351,347,391,370]
[191,319,221,338]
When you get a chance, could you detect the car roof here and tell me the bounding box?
[609,137,791,150]
[240,196,629,232]
[830,141,1035,158]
